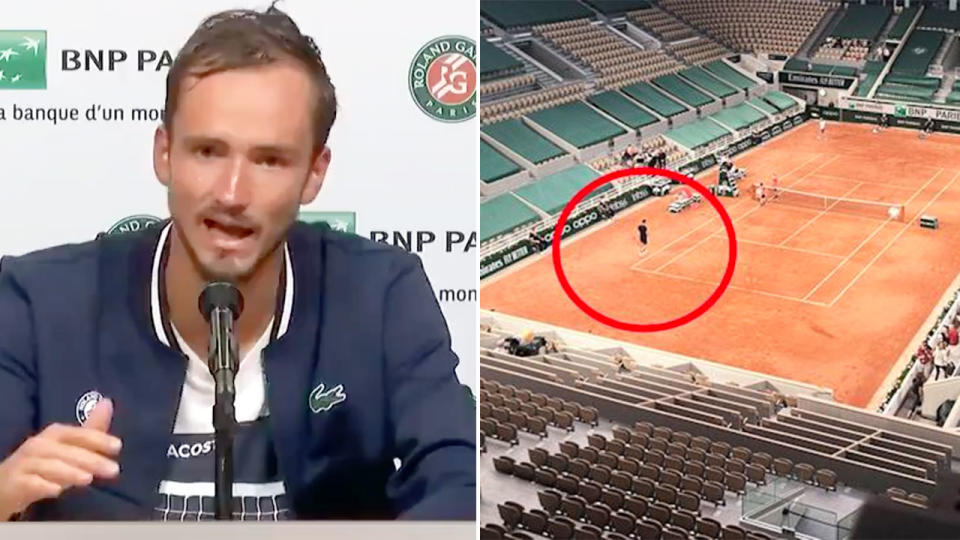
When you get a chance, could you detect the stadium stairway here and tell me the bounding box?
[935,72,957,103]
[498,40,563,91]
[796,3,844,60]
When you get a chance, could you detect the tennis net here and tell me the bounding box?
[751,184,906,222]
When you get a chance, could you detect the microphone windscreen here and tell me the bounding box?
[199,281,244,321]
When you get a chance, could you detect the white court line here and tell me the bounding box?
[828,169,960,307]
[627,153,826,272]
[634,268,831,307]
[777,182,863,247]
[737,238,845,259]
[814,172,935,192]
[803,168,945,301]
[650,154,843,273]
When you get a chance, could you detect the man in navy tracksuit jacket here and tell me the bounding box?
[0,6,475,521]
[0,221,476,521]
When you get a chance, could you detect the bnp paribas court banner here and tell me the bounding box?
[0,0,478,389]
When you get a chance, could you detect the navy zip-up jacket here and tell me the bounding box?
[0,221,476,520]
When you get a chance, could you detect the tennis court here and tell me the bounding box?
[480,121,960,406]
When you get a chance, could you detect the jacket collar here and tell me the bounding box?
[148,221,295,351]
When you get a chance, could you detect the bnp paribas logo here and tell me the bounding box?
[0,31,46,89]
[408,35,476,123]
[299,211,356,234]
[895,105,908,117]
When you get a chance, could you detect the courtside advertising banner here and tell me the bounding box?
[0,0,478,389]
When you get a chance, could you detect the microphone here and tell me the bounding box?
[199,282,244,520]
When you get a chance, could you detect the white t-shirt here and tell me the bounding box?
[148,222,295,521]
[819,119,826,131]
[934,347,949,368]
[153,321,291,521]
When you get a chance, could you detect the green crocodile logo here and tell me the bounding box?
[308,383,347,413]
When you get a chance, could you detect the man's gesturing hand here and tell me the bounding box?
[0,398,122,520]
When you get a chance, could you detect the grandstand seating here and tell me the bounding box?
[527,101,627,149]
[678,66,737,99]
[481,19,494,37]
[621,82,688,117]
[783,58,857,78]
[916,7,960,32]
[479,194,540,243]
[652,74,715,108]
[888,7,919,40]
[890,29,945,77]
[856,60,884,97]
[948,80,960,105]
[481,39,524,81]
[745,96,777,116]
[627,6,698,42]
[829,4,891,41]
[482,140,522,184]
[658,0,836,56]
[762,90,799,112]
[589,135,686,174]
[481,0,594,30]
[482,119,567,165]
[668,38,731,66]
[478,317,954,513]
[481,82,588,125]
[586,90,658,129]
[708,102,766,131]
[664,118,730,150]
[582,0,652,16]
[512,165,606,215]
[703,60,757,90]
[480,73,537,98]
[533,18,685,90]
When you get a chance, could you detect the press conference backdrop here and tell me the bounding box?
[0,0,478,391]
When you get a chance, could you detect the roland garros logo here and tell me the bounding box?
[408,35,476,123]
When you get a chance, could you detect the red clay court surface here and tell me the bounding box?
[480,121,960,407]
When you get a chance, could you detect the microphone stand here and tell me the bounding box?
[200,283,244,520]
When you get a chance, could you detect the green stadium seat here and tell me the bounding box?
[621,83,688,117]
[513,165,607,215]
[890,30,944,77]
[762,91,799,112]
[480,39,523,80]
[481,0,594,29]
[745,97,777,116]
[888,7,919,40]
[704,61,756,91]
[679,67,738,99]
[479,194,540,243]
[582,0,651,15]
[917,8,960,31]
[653,74,715,108]
[829,5,891,41]
[481,140,522,184]
[527,101,626,148]
[482,119,567,165]
[708,103,766,131]
[587,91,658,129]
[665,118,730,150]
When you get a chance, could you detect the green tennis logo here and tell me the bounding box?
[408,35,476,123]
[106,214,162,235]
[0,30,46,89]
[299,211,356,233]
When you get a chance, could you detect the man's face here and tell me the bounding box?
[154,61,329,282]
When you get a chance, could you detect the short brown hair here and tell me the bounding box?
[163,4,337,147]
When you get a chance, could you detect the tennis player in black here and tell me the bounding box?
[637,219,649,256]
